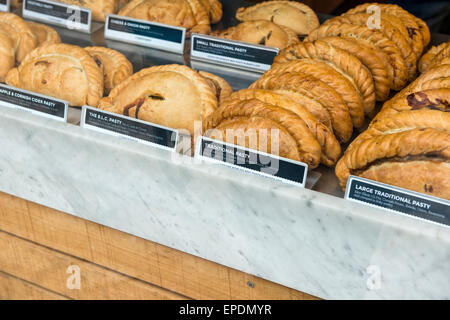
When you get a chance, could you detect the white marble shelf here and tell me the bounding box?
[0,106,449,300]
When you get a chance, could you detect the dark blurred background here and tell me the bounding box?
[223,0,450,34]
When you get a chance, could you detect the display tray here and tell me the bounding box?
[1,7,449,300]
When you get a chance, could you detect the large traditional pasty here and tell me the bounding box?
[212,20,298,50]
[118,0,211,34]
[307,22,408,90]
[274,40,375,118]
[0,13,37,63]
[251,72,353,142]
[0,32,15,83]
[235,1,319,36]
[198,0,222,24]
[85,47,133,95]
[419,41,450,73]
[54,0,119,22]
[198,71,233,103]
[263,59,357,130]
[322,14,417,81]
[319,37,391,101]
[5,44,104,107]
[203,98,322,168]
[223,89,341,166]
[373,89,450,122]
[335,128,450,200]
[27,22,61,47]
[98,64,217,137]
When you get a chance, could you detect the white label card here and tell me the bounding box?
[345,176,450,228]
[195,136,308,188]
[0,84,68,122]
[81,106,178,152]
[190,33,279,72]
[22,0,91,33]
[0,0,9,12]
[104,14,186,54]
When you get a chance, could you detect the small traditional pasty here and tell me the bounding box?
[85,46,133,95]
[335,128,450,200]
[274,40,375,118]
[98,64,217,136]
[212,20,298,50]
[0,13,37,63]
[235,1,319,36]
[222,89,341,166]
[0,32,15,83]
[198,71,232,103]
[251,72,353,142]
[203,98,322,168]
[54,0,119,22]
[118,0,211,34]
[198,0,222,24]
[307,22,408,90]
[6,44,104,107]
[322,14,417,81]
[263,59,357,131]
[27,22,61,47]
[319,36,391,101]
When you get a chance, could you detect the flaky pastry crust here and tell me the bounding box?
[222,89,341,166]
[0,13,37,63]
[198,71,233,103]
[27,22,61,47]
[212,20,299,50]
[203,98,322,168]
[236,1,319,36]
[98,64,217,136]
[5,43,104,107]
[85,46,133,95]
[274,40,376,116]
[0,32,15,83]
[419,42,450,73]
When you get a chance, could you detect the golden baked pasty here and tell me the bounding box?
[223,89,341,166]
[419,41,450,73]
[198,71,233,103]
[27,22,61,47]
[198,0,222,24]
[274,40,376,117]
[0,13,37,63]
[98,64,217,137]
[203,98,322,168]
[348,110,450,155]
[235,1,319,36]
[212,20,298,50]
[373,88,450,122]
[54,0,119,22]
[118,0,211,34]
[262,59,357,131]
[319,36,391,101]
[322,14,417,81]
[6,44,104,107]
[345,3,430,48]
[335,128,450,200]
[251,72,353,142]
[85,47,133,95]
[307,22,408,90]
[0,32,15,83]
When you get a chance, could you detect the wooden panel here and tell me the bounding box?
[0,271,68,300]
[0,231,187,300]
[0,192,319,300]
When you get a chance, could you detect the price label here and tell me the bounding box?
[346,176,450,227]
[191,33,279,72]
[22,0,91,33]
[0,84,68,122]
[0,0,9,12]
[105,14,186,54]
